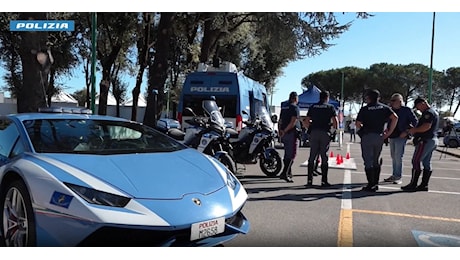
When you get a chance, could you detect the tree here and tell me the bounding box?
[110,60,129,117]
[301,67,368,103]
[16,12,50,113]
[44,13,80,107]
[72,88,88,107]
[95,13,137,115]
[440,67,460,117]
[132,13,156,121]
[73,13,94,109]
[144,12,175,128]
[0,13,22,97]
[1,12,82,110]
[199,13,367,92]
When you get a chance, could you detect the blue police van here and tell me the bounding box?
[177,62,269,131]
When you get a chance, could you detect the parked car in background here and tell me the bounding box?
[155,118,181,132]
[443,122,460,148]
[0,107,249,246]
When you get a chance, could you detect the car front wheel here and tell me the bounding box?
[0,180,36,246]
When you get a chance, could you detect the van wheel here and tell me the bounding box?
[260,150,282,177]
[0,180,36,246]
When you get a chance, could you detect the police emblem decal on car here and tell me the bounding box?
[192,198,201,206]
[50,191,73,208]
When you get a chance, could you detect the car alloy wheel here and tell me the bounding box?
[1,180,36,246]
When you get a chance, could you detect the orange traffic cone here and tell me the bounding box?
[330,151,334,158]
[339,154,344,164]
[336,154,340,164]
[346,152,350,160]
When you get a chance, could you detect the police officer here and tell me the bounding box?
[400,97,439,191]
[356,89,398,192]
[278,91,300,183]
[303,91,338,187]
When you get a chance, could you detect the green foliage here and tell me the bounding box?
[301,62,460,116]
[71,88,88,107]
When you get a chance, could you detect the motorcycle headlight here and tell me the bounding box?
[65,183,130,207]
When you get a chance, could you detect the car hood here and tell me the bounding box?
[35,149,227,199]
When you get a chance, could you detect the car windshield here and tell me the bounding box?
[23,119,186,154]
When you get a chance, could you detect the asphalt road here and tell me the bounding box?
[224,138,460,247]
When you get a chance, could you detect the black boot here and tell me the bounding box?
[287,165,294,182]
[280,159,293,183]
[369,166,381,191]
[401,169,421,191]
[321,164,331,187]
[313,158,321,176]
[361,168,375,191]
[305,163,314,186]
[279,159,288,178]
[416,170,432,191]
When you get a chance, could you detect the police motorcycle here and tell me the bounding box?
[225,106,282,177]
[182,99,237,174]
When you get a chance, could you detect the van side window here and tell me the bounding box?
[218,81,233,85]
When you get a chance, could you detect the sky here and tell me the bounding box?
[271,12,460,111]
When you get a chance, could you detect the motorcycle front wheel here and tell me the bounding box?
[218,153,237,175]
[259,149,282,177]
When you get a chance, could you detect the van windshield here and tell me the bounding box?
[182,95,237,117]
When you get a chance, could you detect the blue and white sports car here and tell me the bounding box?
[0,107,249,246]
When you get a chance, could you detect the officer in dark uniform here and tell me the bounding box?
[278,91,300,183]
[356,89,398,192]
[400,97,439,191]
[303,91,338,187]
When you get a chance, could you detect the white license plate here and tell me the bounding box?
[190,217,225,241]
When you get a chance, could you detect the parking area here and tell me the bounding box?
[226,138,460,247]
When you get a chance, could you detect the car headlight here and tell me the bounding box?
[65,183,130,207]
[227,171,236,190]
[226,170,241,193]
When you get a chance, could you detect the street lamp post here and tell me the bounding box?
[338,72,345,149]
[90,13,97,114]
[428,12,436,104]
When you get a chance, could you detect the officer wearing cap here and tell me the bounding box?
[400,97,439,191]
[303,90,338,187]
[356,89,398,192]
[278,91,300,183]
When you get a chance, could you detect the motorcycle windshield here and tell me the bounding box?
[202,100,226,128]
[256,106,274,130]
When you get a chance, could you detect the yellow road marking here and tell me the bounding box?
[337,209,353,247]
[352,209,460,223]
[337,208,460,247]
